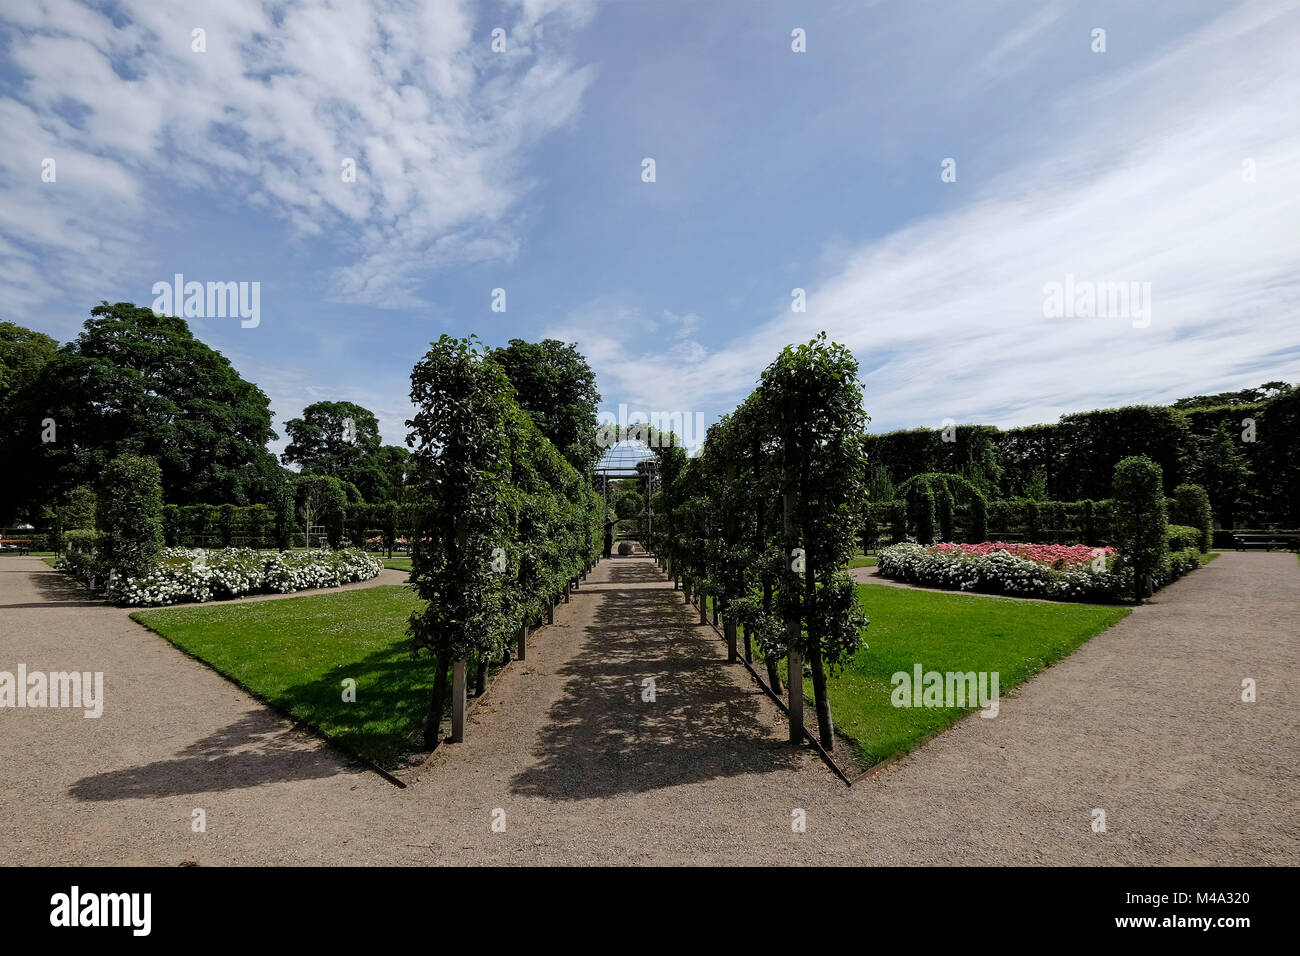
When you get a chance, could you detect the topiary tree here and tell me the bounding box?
[1113,456,1168,601]
[405,336,514,748]
[98,454,164,579]
[1169,483,1213,552]
[757,333,870,750]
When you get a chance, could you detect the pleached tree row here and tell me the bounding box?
[649,334,870,750]
[405,336,604,747]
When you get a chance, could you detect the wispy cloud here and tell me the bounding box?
[0,0,594,312]
[561,0,1300,435]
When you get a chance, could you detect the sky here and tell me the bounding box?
[2,0,1298,457]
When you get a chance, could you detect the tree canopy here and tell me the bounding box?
[488,338,601,475]
[0,302,280,516]
[281,400,407,502]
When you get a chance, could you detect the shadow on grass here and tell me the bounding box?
[510,559,800,801]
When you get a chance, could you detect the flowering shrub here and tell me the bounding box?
[932,541,1115,569]
[878,542,1126,601]
[105,546,382,607]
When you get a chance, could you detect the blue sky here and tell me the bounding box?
[2,0,1298,456]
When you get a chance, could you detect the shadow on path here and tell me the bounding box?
[68,711,352,801]
[511,559,798,801]
[0,565,103,609]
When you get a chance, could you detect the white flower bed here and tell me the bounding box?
[877,542,1124,601]
[108,547,383,607]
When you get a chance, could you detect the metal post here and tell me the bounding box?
[517,625,527,661]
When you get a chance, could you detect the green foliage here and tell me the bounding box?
[489,338,602,475]
[970,492,988,542]
[659,334,870,748]
[1169,483,1213,552]
[908,485,937,545]
[61,528,103,552]
[273,481,296,549]
[898,473,987,543]
[1,303,277,513]
[98,454,164,579]
[1259,387,1300,526]
[295,474,348,547]
[1165,524,1203,552]
[1112,456,1169,601]
[405,336,602,747]
[614,488,642,519]
[54,485,97,551]
[280,401,407,502]
[0,321,58,406]
[1172,382,1291,409]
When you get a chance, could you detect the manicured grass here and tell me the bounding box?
[848,554,878,569]
[41,557,59,568]
[382,557,412,572]
[1197,551,1219,565]
[132,586,432,768]
[808,583,1130,769]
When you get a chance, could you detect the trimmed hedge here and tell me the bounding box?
[1169,483,1213,552]
[1113,456,1169,601]
[98,455,164,579]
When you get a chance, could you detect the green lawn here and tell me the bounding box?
[132,586,432,768]
[810,584,1130,769]
[382,557,412,572]
[848,554,878,569]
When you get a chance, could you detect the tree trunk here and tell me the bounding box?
[422,651,451,748]
[765,653,782,694]
[475,655,487,696]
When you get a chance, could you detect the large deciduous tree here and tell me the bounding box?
[1,303,277,511]
[281,400,409,502]
[0,321,58,405]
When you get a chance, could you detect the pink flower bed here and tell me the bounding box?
[933,541,1115,569]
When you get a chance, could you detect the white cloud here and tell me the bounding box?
[560,0,1300,435]
[0,0,595,311]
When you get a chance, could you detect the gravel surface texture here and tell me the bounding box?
[2,552,1295,865]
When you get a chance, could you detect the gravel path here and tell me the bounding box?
[2,551,1295,865]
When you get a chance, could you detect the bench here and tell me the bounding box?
[1231,533,1300,552]
[0,538,32,555]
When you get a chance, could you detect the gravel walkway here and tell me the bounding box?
[1,551,1295,865]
